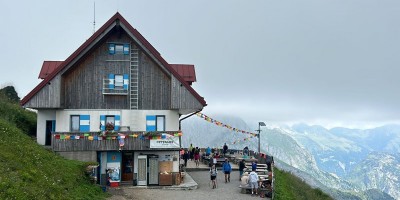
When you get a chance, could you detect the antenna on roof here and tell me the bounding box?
[93,1,96,33]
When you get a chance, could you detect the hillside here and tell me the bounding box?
[0,86,108,199]
[274,167,333,200]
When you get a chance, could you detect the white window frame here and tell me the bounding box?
[71,115,80,132]
[156,116,165,131]
[115,74,123,88]
[115,44,124,54]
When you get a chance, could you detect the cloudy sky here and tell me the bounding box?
[1,0,399,128]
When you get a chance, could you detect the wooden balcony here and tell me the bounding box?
[51,131,181,152]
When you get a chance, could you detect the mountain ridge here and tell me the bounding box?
[181,115,399,199]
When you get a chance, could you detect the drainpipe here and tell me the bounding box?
[178,110,202,148]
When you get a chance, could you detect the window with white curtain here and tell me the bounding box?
[71,115,80,132]
[156,116,165,131]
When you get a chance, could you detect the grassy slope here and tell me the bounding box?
[0,98,108,199]
[274,166,333,200]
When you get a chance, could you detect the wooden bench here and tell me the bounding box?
[239,185,253,194]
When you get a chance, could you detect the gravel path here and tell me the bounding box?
[107,171,265,200]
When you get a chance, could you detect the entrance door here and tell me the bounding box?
[137,155,147,185]
[148,155,159,185]
[121,152,133,182]
[45,120,55,146]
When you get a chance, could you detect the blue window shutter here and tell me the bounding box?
[109,74,115,89]
[115,115,120,131]
[109,44,115,55]
[123,44,130,55]
[146,115,156,131]
[80,115,90,132]
[100,115,106,131]
[123,74,129,90]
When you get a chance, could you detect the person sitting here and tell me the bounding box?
[206,146,211,156]
[243,146,249,157]
[251,161,257,172]
[240,172,250,188]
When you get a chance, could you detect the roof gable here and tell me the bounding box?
[38,61,63,79]
[170,64,196,85]
[21,12,206,107]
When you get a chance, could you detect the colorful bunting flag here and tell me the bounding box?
[196,112,257,136]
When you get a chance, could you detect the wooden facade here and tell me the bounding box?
[23,75,62,108]
[23,25,189,111]
[21,12,206,151]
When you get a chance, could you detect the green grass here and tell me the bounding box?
[0,89,108,200]
[0,119,108,200]
[274,167,333,200]
[0,93,36,137]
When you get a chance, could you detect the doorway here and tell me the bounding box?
[137,155,147,185]
[45,120,55,146]
[121,152,133,182]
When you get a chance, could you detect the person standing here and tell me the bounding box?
[183,150,189,167]
[180,148,184,159]
[210,164,218,189]
[239,159,246,181]
[222,158,232,183]
[223,143,228,156]
[252,161,257,172]
[194,147,200,167]
[190,145,195,161]
[189,144,194,160]
[249,169,259,196]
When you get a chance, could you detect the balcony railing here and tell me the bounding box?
[102,79,128,95]
[51,131,182,152]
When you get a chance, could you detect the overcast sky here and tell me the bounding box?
[1,0,399,128]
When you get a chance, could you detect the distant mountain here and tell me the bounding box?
[181,115,400,199]
[346,152,400,200]
[181,115,258,150]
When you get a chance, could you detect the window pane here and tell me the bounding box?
[106,116,115,125]
[115,75,123,87]
[115,44,123,53]
[156,116,165,131]
[71,116,80,131]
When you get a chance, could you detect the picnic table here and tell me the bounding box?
[202,157,226,167]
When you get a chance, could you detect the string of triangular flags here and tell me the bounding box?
[231,135,255,145]
[196,112,258,137]
[53,131,182,141]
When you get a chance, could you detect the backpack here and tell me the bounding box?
[210,168,217,176]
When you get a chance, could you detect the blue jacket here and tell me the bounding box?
[252,162,257,171]
[222,162,232,172]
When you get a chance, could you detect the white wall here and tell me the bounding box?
[55,109,180,132]
[37,110,56,145]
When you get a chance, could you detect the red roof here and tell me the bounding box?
[21,12,206,107]
[170,64,196,85]
[38,61,63,79]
